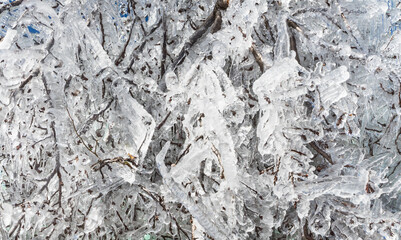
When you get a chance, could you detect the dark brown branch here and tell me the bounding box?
[287,19,301,64]
[19,69,40,90]
[0,0,23,15]
[78,98,114,135]
[156,111,171,130]
[9,214,24,237]
[99,12,106,50]
[292,8,328,17]
[176,143,192,165]
[340,12,361,49]
[126,18,163,72]
[308,141,333,164]
[171,0,229,71]
[210,9,222,33]
[137,131,148,157]
[211,143,225,179]
[115,18,136,66]
[379,82,394,95]
[396,129,401,155]
[160,14,168,79]
[262,14,275,43]
[66,107,101,160]
[250,43,265,73]
[116,211,129,231]
[253,27,266,44]
[38,75,63,209]
[173,216,190,240]
[386,159,401,179]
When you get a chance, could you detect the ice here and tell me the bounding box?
[113,82,156,159]
[84,206,103,233]
[252,56,305,155]
[156,142,230,240]
[0,203,12,227]
[0,29,17,50]
[1,0,401,239]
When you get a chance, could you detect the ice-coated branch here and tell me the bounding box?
[156,142,229,240]
[37,74,63,208]
[171,0,229,71]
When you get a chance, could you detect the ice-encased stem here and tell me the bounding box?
[156,142,229,240]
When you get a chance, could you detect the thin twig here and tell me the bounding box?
[8,214,25,237]
[211,143,225,179]
[38,75,63,209]
[171,0,229,71]
[116,210,129,231]
[250,43,265,73]
[287,19,301,64]
[0,0,24,15]
[99,12,106,51]
[78,98,114,135]
[308,141,333,164]
[160,13,168,79]
[175,143,192,165]
[115,18,137,66]
[66,107,101,160]
[126,18,163,72]
[156,111,171,130]
[19,69,40,90]
[173,216,191,239]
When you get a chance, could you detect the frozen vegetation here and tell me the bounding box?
[1,0,401,239]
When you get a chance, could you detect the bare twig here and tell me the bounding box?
[116,210,129,231]
[262,14,275,43]
[274,157,281,185]
[340,12,361,48]
[292,8,328,17]
[191,216,196,240]
[8,214,25,237]
[287,19,303,33]
[173,216,191,240]
[210,9,223,33]
[176,143,192,165]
